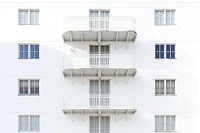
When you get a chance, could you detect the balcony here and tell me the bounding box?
[63,16,137,42]
[63,95,136,114]
[62,54,137,77]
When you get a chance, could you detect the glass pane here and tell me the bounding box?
[90,116,99,133]
[155,52,159,58]
[171,11,175,24]
[171,45,175,51]
[90,80,99,95]
[155,80,159,94]
[160,45,164,51]
[166,11,171,24]
[155,116,164,131]
[30,116,39,131]
[24,51,28,59]
[155,45,159,51]
[101,116,110,133]
[19,116,28,131]
[35,45,39,51]
[166,52,170,58]
[35,52,39,58]
[166,116,175,131]
[160,51,164,58]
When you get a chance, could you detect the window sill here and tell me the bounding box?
[18,24,40,25]
[155,94,177,96]
[18,58,40,60]
[155,58,177,60]
[155,24,177,26]
[18,131,40,132]
[18,94,40,96]
[155,131,177,133]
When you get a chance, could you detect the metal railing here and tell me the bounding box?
[63,16,136,31]
[63,54,135,69]
[63,94,134,109]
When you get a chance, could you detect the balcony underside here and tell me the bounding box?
[63,108,137,114]
[63,30,137,42]
[63,68,137,77]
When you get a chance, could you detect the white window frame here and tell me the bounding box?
[155,115,176,132]
[18,43,40,59]
[18,79,40,95]
[155,9,175,25]
[18,115,40,132]
[18,9,39,25]
[155,79,176,96]
[155,44,176,59]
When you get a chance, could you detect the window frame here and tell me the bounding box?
[155,115,176,132]
[155,9,176,26]
[18,79,40,96]
[18,115,40,132]
[18,9,40,25]
[155,79,176,96]
[155,44,176,59]
[18,43,40,59]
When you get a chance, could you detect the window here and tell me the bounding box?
[166,45,175,59]
[90,45,110,67]
[155,44,175,59]
[19,115,39,132]
[155,80,175,95]
[90,80,110,107]
[19,44,39,59]
[90,116,110,133]
[19,79,39,95]
[89,10,109,30]
[155,10,175,25]
[155,115,175,132]
[19,9,39,25]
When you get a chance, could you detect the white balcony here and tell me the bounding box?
[62,54,137,77]
[63,95,136,114]
[63,16,137,42]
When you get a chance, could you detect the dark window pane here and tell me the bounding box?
[166,45,170,51]
[166,52,170,58]
[30,52,35,58]
[24,45,28,51]
[30,45,35,51]
[171,45,175,51]
[35,45,39,51]
[24,52,28,59]
[160,52,164,58]
[35,52,39,58]
[19,45,24,51]
[160,45,164,51]
[20,52,24,58]
[155,52,159,58]
[155,45,159,51]
[171,52,175,58]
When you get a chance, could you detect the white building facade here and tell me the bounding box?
[0,0,200,133]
